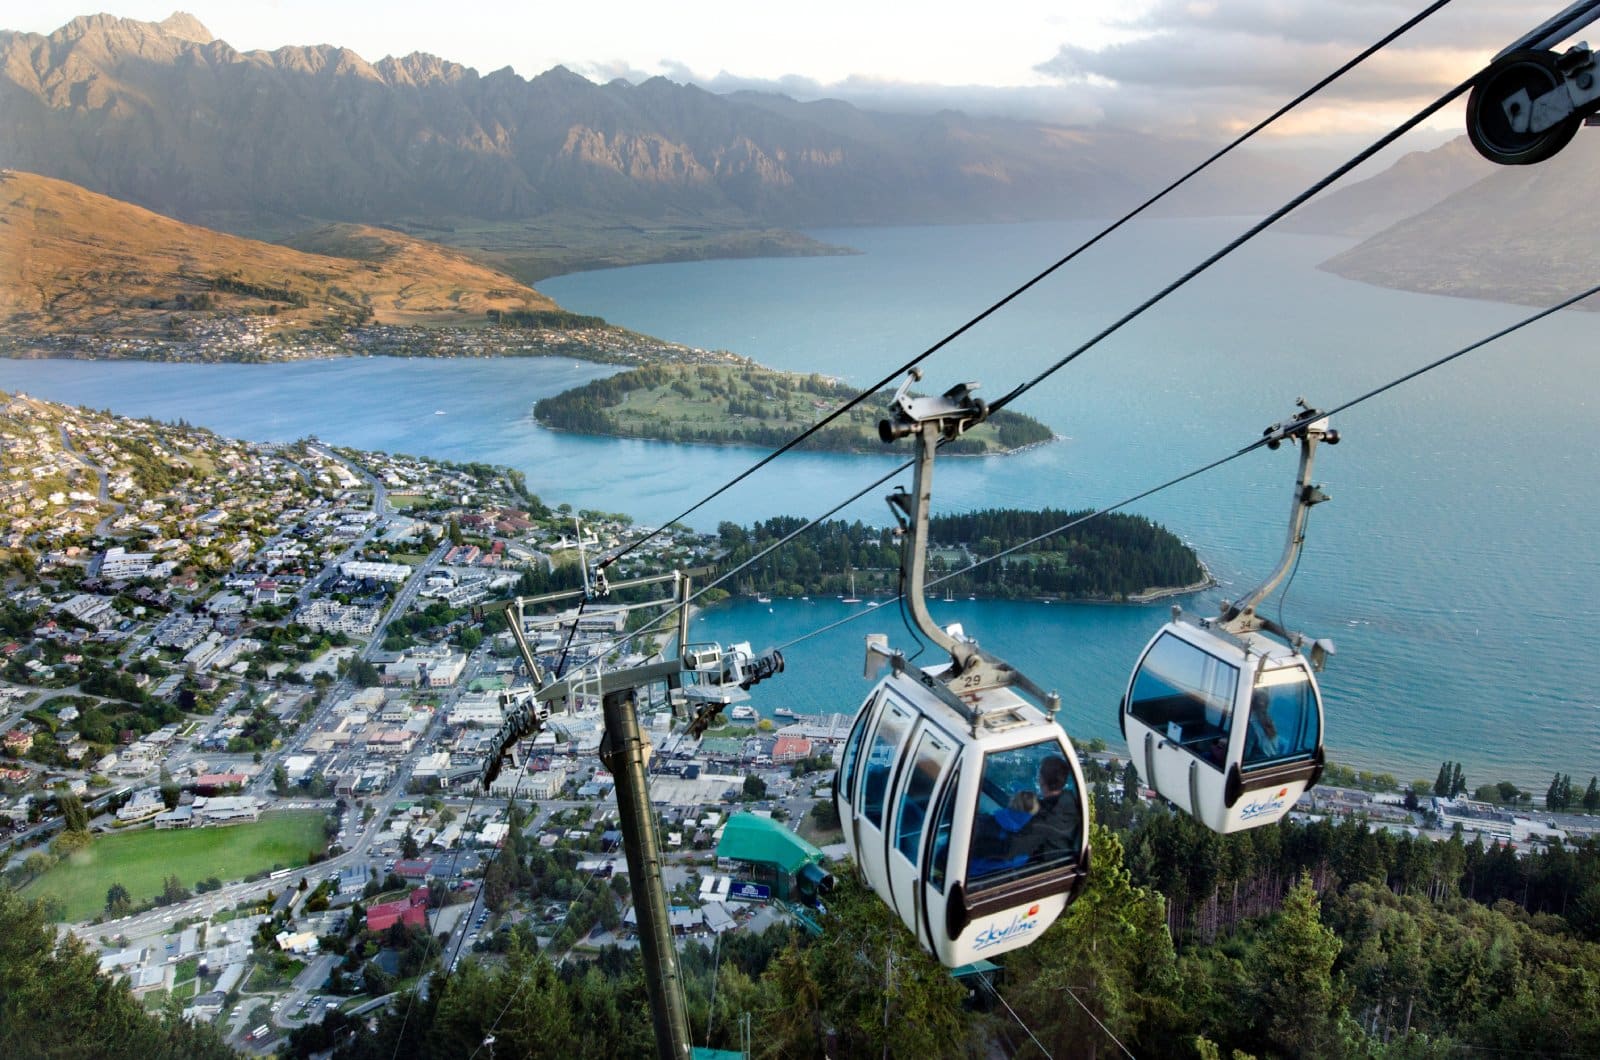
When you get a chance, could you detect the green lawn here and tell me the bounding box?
[25,810,329,922]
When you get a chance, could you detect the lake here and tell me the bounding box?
[3,217,1596,789]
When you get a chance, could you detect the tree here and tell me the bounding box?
[158,875,190,906]
[1122,761,1142,805]
[1006,826,1182,1056]
[741,774,767,800]
[0,887,235,1058]
[1586,776,1600,812]
[1255,874,1348,1057]
[1435,760,1469,799]
[105,883,131,917]
[401,827,420,860]
[56,789,88,834]
[349,658,381,687]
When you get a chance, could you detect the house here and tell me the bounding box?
[392,858,433,881]
[365,887,429,932]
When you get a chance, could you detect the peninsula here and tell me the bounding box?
[715,509,1209,601]
[533,363,1055,455]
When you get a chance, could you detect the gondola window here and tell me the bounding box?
[862,702,913,828]
[967,741,1083,889]
[1129,632,1239,764]
[1244,669,1319,767]
[895,730,953,863]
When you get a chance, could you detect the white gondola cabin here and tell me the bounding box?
[832,371,1090,967]
[1121,401,1338,833]
[836,660,1089,967]
[1121,617,1324,832]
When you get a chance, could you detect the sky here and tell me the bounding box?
[8,1,1577,147]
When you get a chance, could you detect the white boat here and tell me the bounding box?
[841,572,861,604]
[729,705,758,721]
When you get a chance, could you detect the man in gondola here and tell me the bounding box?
[1007,755,1080,864]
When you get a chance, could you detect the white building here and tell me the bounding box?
[99,546,154,580]
[191,795,261,825]
[448,693,505,727]
[339,561,412,583]
[382,652,467,688]
[116,787,166,824]
[55,593,117,629]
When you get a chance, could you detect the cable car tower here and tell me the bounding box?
[1121,401,1338,833]
[477,569,782,1060]
[835,370,1090,968]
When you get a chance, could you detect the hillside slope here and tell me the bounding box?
[1319,131,1600,309]
[0,170,558,338]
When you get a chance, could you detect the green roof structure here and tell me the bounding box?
[715,813,824,873]
[699,736,745,757]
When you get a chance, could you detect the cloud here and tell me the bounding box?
[1024,0,1568,138]
[568,3,1576,144]
[1117,0,1541,50]
[1038,35,1480,100]
[568,60,1109,126]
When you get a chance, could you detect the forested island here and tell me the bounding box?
[715,508,1209,600]
[533,363,1055,454]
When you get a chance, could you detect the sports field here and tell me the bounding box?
[26,810,329,922]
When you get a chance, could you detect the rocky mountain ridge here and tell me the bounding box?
[0,12,1301,242]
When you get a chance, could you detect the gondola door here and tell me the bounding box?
[885,719,958,953]
[851,691,918,917]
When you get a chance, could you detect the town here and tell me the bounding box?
[1,389,1596,1054]
[0,316,752,367]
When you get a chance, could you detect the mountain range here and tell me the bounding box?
[0,14,1301,259]
[1,12,1595,314]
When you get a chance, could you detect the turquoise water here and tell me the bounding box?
[3,219,1597,788]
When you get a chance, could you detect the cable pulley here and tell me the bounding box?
[1466,1,1600,164]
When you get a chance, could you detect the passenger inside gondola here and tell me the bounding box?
[1007,755,1081,864]
[1243,673,1318,767]
[967,746,1082,883]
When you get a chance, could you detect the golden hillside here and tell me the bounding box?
[0,170,559,337]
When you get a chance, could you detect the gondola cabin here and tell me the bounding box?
[835,666,1090,967]
[1121,617,1325,832]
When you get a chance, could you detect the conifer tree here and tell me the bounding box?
[1258,874,1348,1057]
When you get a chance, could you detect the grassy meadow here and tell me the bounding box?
[25,810,328,922]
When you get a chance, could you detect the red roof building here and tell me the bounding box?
[393,858,434,880]
[366,887,429,932]
[772,735,814,764]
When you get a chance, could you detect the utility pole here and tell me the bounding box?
[476,568,783,1060]
[602,684,691,1060]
